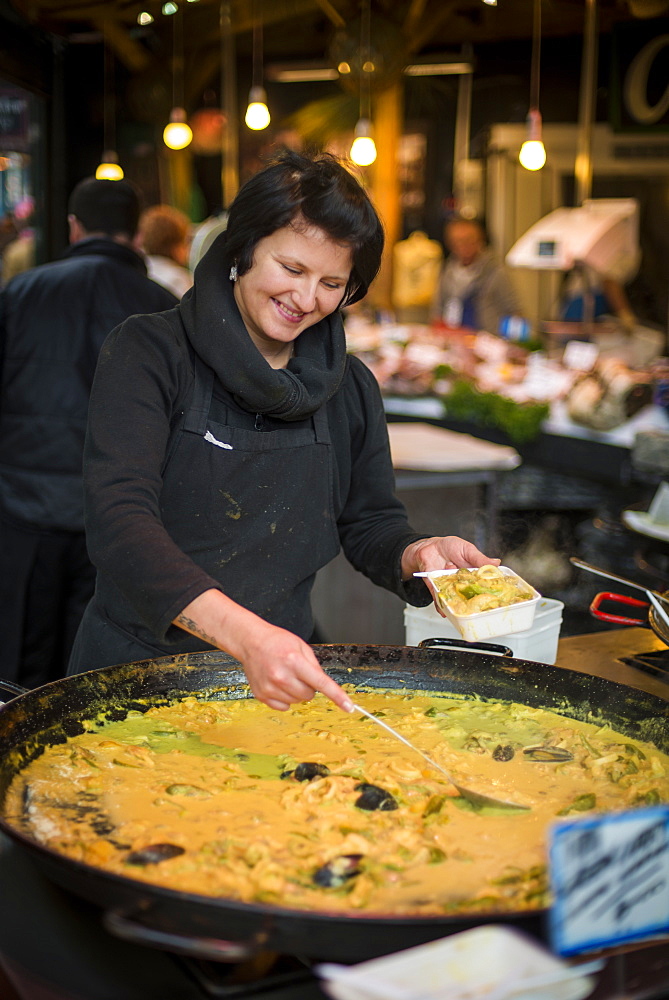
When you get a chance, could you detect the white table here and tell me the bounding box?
[388,422,521,550]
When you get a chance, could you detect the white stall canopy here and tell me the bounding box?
[506,198,640,283]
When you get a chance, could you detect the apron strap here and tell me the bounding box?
[312,402,330,444]
[183,355,215,436]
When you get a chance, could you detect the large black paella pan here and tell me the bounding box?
[0,644,667,963]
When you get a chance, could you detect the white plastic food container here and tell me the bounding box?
[317,923,601,1000]
[404,597,563,663]
[418,566,541,642]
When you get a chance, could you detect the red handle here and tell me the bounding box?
[589,591,649,626]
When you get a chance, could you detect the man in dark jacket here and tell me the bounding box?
[0,178,177,688]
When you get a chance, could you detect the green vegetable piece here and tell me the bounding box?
[637,789,661,806]
[165,783,211,798]
[423,794,447,817]
[428,847,447,864]
[558,792,596,816]
[491,868,525,885]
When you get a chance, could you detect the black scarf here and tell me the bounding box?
[179,231,347,421]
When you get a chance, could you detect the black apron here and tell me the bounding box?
[69,356,340,673]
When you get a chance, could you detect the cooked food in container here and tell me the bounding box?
[424,565,541,641]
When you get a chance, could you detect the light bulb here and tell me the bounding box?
[518,139,546,171]
[95,151,124,180]
[163,108,193,149]
[519,107,546,171]
[350,119,377,166]
[245,87,270,130]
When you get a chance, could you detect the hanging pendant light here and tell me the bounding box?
[519,108,547,170]
[245,86,270,130]
[519,0,546,171]
[245,6,270,130]
[350,0,376,166]
[350,118,377,167]
[164,107,193,149]
[163,5,193,149]
[95,153,124,181]
[95,29,124,180]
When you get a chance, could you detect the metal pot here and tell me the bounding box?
[0,644,667,963]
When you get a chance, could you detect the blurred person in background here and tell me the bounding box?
[0,178,177,690]
[430,216,520,335]
[1,198,35,285]
[138,203,193,298]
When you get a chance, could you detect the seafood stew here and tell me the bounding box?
[432,566,537,616]
[5,685,668,918]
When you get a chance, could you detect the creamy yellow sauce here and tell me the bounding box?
[5,688,668,917]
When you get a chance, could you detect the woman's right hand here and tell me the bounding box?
[174,589,353,713]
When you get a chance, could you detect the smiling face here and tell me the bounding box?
[232,221,353,367]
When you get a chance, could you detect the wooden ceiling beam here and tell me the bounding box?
[405,0,462,55]
[403,0,428,39]
[314,0,346,29]
[90,15,150,72]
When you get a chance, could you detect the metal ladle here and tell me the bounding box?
[570,557,669,606]
[352,703,529,811]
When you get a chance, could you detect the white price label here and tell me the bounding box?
[562,340,599,371]
[549,806,669,956]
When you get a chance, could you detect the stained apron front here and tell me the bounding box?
[68,356,341,673]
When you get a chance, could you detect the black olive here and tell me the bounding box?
[125,843,185,866]
[354,782,398,811]
[291,762,330,782]
[492,744,515,762]
[313,854,363,887]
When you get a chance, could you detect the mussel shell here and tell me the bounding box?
[492,744,515,762]
[281,762,331,781]
[125,843,186,866]
[354,782,398,811]
[313,854,363,888]
[523,746,574,762]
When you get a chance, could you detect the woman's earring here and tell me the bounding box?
[229,263,238,282]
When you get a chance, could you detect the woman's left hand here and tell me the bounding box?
[402,535,499,578]
[401,535,501,615]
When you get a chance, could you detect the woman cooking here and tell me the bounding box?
[68,148,498,711]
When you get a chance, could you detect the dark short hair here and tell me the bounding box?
[444,215,488,243]
[225,148,384,306]
[68,178,142,239]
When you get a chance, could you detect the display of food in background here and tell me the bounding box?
[5,689,668,918]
